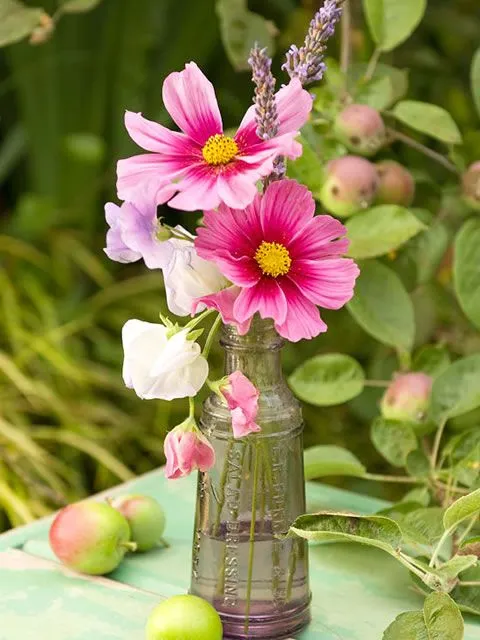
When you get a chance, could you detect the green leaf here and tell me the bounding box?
[452,444,480,488]
[288,353,365,407]
[349,63,409,109]
[443,488,480,532]
[409,221,450,286]
[59,0,102,12]
[412,345,451,379]
[451,564,480,615]
[0,0,45,47]
[216,0,276,71]
[405,449,430,478]
[402,487,430,507]
[347,260,415,352]
[392,101,462,145]
[471,47,480,120]
[454,219,480,331]
[436,555,478,582]
[289,512,403,556]
[401,507,445,545]
[383,592,464,640]
[371,418,417,467]
[346,206,426,260]
[382,611,426,640]
[287,135,325,198]
[303,445,366,480]
[429,355,480,423]
[363,0,427,52]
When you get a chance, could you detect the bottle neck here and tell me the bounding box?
[220,317,285,391]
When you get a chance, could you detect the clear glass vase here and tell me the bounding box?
[190,317,311,639]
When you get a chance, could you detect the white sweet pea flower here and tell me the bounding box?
[164,242,228,316]
[122,320,208,400]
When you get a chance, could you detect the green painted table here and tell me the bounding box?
[0,470,478,640]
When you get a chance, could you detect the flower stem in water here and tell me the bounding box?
[244,441,260,635]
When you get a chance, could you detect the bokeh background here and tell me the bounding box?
[0,0,479,530]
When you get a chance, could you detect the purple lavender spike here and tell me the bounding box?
[248,44,278,141]
[282,0,343,86]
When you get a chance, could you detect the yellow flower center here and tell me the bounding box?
[202,134,239,166]
[254,241,292,278]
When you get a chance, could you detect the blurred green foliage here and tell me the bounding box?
[0,0,480,530]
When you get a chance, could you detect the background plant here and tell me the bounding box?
[0,0,480,635]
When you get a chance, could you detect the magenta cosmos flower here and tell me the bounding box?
[117,62,313,211]
[194,180,360,342]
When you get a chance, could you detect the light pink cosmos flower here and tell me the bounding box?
[104,198,179,269]
[194,179,360,342]
[117,62,313,212]
[164,420,215,479]
[220,371,261,438]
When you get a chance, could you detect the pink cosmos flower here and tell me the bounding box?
[117,62,313,212]
[104,198,179,269]
[220,371,261,438]
[194,179,360,342]
[164,420,215,479]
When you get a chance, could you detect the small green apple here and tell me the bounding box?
[145,594,223,640]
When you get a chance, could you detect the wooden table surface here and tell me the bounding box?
[0,469,478,640]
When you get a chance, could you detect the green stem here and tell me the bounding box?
[430,528,452,568]
[185,308,214,331]
[363,47,381,82]
[387,128,459,175]
[430,419,447,472]
[213,440,234,537]
[364,380,390,388]
[340,0,351,77]
[244,442,260,635]
[397,551,429,582]
[363,473,422,484]
[286,544,298,602]
[188,397,195,420]
[203,314,222,359]
[164,224,194,242]
[458,581,480,587]
[456,515,478,547]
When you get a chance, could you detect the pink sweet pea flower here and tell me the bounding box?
[164,419,215,479]
[220,371,261,438]
[117,62,313,212]
[195,179,360,342]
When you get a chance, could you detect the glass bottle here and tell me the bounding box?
[190,317,311,639]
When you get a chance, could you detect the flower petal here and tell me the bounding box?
[288,214,349,260]
[234,278,288,325]
[289,258,360,309]
[274,279,327,342]
[167,164,221,211]
[260,179,315,243]
[117,154,180,204]
[192,286,252,335]
[162,62,222,144]
[124,111,194,155]
[235,78,312,148]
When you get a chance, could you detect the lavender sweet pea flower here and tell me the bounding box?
[104,199,189,270]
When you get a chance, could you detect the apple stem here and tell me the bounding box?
[120,541,138,552]
[158,537,170,548]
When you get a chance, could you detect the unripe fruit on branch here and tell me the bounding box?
[380,373,433,423]
[375,160,415,206]
[112,494,166,552]
[49,501,135,575]
[145,594,223,640]
[334,104,386,157]
[462,161,480,212]
[320,155,378,217]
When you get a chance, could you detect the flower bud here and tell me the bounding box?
[380,372,433,423]
[334,104,386,157]
[462,161,480,212]
[375,160,415,206]
[320,155,378,217]
[164,418,215,479]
